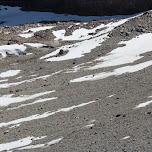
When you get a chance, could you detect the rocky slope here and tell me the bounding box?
[0,9,151,152]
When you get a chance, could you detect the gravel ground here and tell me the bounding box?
[0,11,152,152]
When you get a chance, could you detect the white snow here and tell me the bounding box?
[70,60,152,82]
[19,26,54,38]
[19,137,63,150]
[122,136,130,140]
[0,70,62,88]
[0,79,8,83]
[53,23,105,41]
[134,100,152,108]
[19,33,34,38]
[0,101,96,128]
[0,91,54,106]
[69,33,152,82]
[9,124,21,129]
[47,137,63,146]
[85,124,95,128]
[24,43,46,48]
[90,33,152,70]
[41,19,128,61]
[0,44,26,58]
[43,33,109,61]
[0,70,21,78]
[9,97,57,110]
[0,136,45,151]
[107,95,115,98]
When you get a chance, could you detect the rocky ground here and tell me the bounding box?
[0,11,152,152]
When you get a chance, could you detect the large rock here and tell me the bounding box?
[1,0,152,16]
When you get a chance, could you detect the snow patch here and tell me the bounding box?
[134,100,152,108]
[19,26,54,38]
[70,61,152,82]
[9,97,57,110]
[0,44,26,58]
[19,137,63,150]
[0,136,46,151]
[122,136,130,140]
[0,101,96,128]
[0,70,21,78]
[41,19,128,62]
[0,91,55,106]
[24,43,46,48]
[90,33,152,70]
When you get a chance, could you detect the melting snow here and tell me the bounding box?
[0,44,26,58]
[90,33,152,70]
[41,19,128,61]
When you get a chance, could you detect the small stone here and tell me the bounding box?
[116,114,121,117]
[147,112,151,115]
[120,29,124,33]
[125,32,130,36]
[59,49,64,55]
[4,130,9,134]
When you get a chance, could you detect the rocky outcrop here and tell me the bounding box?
[0,0,152,16]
